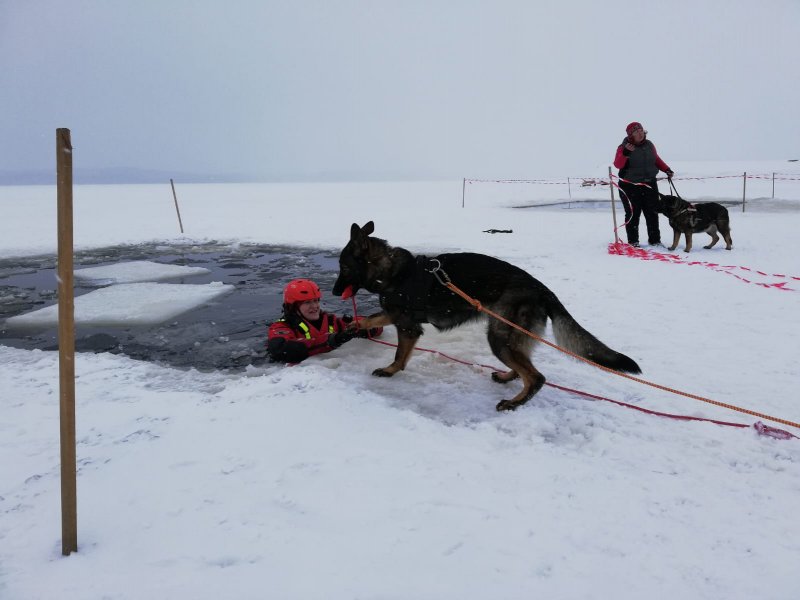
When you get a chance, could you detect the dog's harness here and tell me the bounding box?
[426,257,450,286]
[380,255,441,322]
[671,203,702,228]
[673,203,697,217]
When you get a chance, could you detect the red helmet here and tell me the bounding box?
[283,279,322,304]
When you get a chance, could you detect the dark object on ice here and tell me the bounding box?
[482,229,513,234]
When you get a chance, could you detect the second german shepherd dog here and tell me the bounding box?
[657,193,733,253]
[333,221,641,411]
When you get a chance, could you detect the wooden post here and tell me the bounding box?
[57,128,78,556]
[461,178,466,208]
[170,179,184,233]
[742,171,747,213]
[609,166,619,243]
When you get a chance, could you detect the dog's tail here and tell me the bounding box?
[545,290,641,374]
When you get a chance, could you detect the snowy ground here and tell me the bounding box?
[1,163,799,599]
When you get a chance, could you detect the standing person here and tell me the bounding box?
[267,278,382,363]
[613,122,674,247]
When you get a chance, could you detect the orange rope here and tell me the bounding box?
[444,281,800,431]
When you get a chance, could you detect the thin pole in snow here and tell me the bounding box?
[742,172,747,213]
[170,179,185,233]
[609,166,619,243]
[56,128,78,556]
[461,178,466,208]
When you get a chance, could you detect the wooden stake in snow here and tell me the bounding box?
[742,171,747,213]
[170,178,185,233]
[609,166,619,243]
[56,128,78,556]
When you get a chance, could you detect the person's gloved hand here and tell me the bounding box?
[666,170,674,179]
[345,316,380,338]
[622,142,635,155]
[327,329,356,349]
[356,326,383,338]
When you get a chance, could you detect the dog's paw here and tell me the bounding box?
[491,371,511,384]
[491,371,519,384]
[372,368,395,378]
[496,399,520,412]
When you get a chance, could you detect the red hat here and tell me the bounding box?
[283,278,321,304]
[626,122,643,135]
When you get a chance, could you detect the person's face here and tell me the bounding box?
[629,126,645,144]
[298,298,321,321]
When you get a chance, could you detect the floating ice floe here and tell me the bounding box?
[74,260,210,284]
[5,282,233,328]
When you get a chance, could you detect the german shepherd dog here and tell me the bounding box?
[657,193,733,253]
[333,221,641,411]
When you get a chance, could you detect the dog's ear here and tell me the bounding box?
[350,221,374,241]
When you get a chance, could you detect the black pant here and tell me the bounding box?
[619,179,661,245]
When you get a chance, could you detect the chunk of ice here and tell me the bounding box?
[5,282,233,328]
[74,260,210,284]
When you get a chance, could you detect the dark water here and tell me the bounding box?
[0,243,381,371]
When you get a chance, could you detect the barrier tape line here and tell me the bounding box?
[608,242,799,292]
[466,173,800,185]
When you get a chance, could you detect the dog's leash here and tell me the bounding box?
[665,178,699,216]
[345,281,797,439]
[422,261,800,433]
[667,176,682,198]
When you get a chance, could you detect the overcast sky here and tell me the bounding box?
[1,0,798,182]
